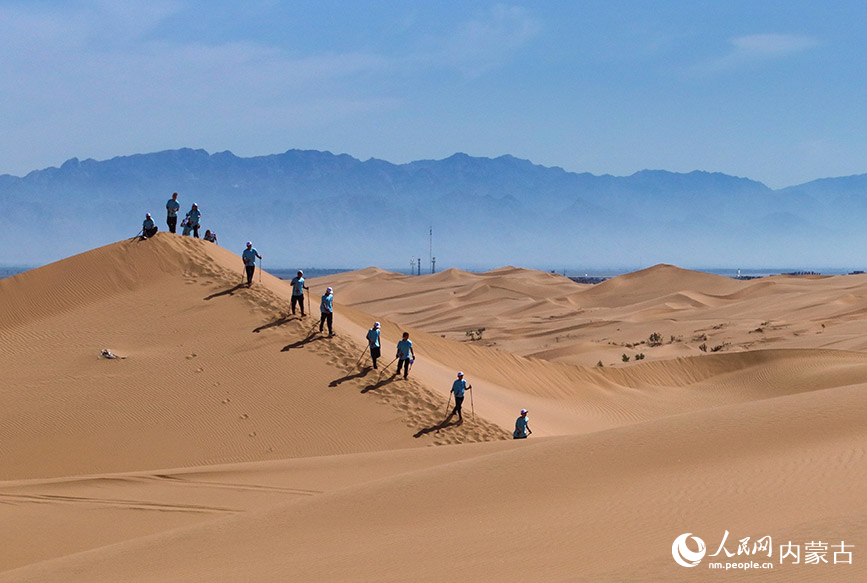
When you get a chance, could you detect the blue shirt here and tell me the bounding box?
[166,199,180,217]
[514,416,529,438]
[188,208,201,226]
[242,248,259,266]
[291,276,305,296]
[366,328,380,347]
[396,339,413,359]
[451,378,467,397]
[143,217,155,229]
[320,293,333,313]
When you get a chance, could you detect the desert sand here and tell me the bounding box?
[1,233,865,581]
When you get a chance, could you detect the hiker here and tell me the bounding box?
[319,287,334,336]
[142,213,158,239]
[187,203,202,238]
[450,372,472,421]
[366,322,381,369]
[395,332,415,379]
[513,409,532,439]
[290,270,308,317]
[203,229,217,243]
[242,241,262,287]
[181,215,192,236]
[165,192,180,233]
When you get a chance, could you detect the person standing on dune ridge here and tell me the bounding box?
[366,322,381,369]
[450,372,472,421]
[290,270,308,317]
[241,241,261,287]
[165,192,180,233]
[319,286,334,336]
[395,332,415,379]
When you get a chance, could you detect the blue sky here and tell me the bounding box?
[1,0,865,188]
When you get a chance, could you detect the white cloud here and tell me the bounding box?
[730,33,820,58]
[704,33,820,72]
[436,4,542,76]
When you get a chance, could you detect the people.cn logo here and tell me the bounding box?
[672,533,707,567]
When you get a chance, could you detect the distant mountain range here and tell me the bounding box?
[2,148,867,269]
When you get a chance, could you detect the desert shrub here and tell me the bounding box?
[465,327,486,341]
[699,343,707,352]
[622,354,630,362]
[648,332,662,346]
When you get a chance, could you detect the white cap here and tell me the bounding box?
[457,371,463,377]
[374,322,380,328]
[298,270,303,275]
[146,213,151,217]
[521,409,528,414]
[326,287,333,293]
[246,241,252,246]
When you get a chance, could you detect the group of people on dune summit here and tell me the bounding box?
[141,192,533,438]
[140,192,216,242]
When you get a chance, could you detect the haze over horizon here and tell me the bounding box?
[2,1,867,189]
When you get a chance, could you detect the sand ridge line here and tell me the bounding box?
[0,492,238,515]
[197,263,511,446]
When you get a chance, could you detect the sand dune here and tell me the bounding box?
[2,236,866,581]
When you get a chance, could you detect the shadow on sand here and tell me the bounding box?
[281,327,322,351]
[329,367,371,387]
[413,413,463,438]
[254,314,299,333]
[204,283,247,301]
[360,374,397,394]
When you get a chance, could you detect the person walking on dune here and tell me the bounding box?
[165,192,180,233]
[187,203,202,238]
[319,287,334,336]
[242,241,262,287]
[141,213,158,239]
[395,332,415,379]
[450,372,472,421]
[290,270,308,317]
[366,322,381,369]
[513,409,532,439]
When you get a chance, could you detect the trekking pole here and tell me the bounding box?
[259,257,263,283]
[379,357,398,377]
[354,346,368,370]
[130,229,143,241]
[470,384,474,421]
[443,392,452,420]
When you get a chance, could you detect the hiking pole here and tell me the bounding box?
[469,384,474,421]
[379,357,398,377]
[259,257,263,283]
[130,229,143,241]
[354,346,368,370]
[443,392,452,420]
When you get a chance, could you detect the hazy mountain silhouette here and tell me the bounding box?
[1,148,865,270]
